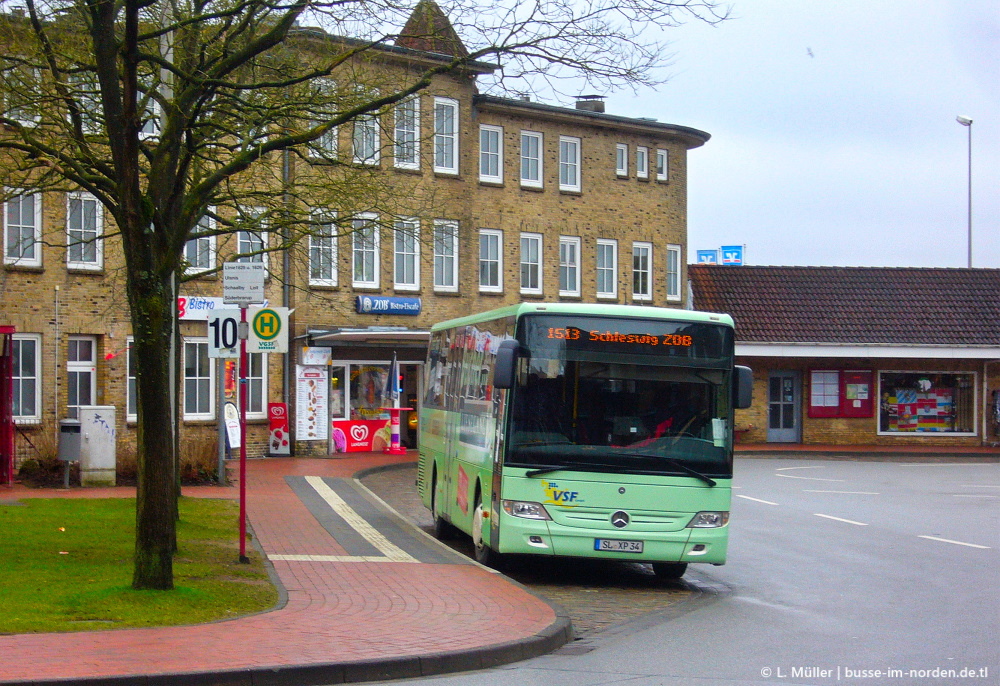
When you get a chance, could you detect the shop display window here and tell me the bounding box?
[879,372,975,434]
[808,370,873,418]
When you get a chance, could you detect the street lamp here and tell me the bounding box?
[956,115,972,268]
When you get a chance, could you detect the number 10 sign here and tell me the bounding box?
[207,310,241,358]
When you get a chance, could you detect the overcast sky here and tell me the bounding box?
[610,0,999,268]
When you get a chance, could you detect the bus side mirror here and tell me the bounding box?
[734,366,754,409]
[493,340,521,389]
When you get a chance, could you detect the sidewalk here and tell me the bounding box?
[736,443,999,460]
[0,453,571,686]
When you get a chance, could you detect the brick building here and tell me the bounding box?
[2,4,709,465]
[689,265,1000,448]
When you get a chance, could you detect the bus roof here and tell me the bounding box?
[429,303,735,332]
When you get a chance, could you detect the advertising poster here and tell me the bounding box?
[296,365,328,441]
[268,403,291,456]
[331,419,392,453]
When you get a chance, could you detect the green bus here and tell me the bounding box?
[418,303,752,578]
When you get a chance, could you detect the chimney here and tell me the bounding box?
[575,95,605,113]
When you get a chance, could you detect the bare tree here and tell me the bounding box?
[0,0,726,590]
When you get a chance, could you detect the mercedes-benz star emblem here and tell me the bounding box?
[611,511,630,528]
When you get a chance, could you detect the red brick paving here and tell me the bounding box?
[0,453,561,684]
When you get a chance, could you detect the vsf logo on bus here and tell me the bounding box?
[542,481,583,507]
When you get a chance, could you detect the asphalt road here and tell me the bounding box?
[363,458,999,686]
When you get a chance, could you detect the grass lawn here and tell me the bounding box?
[0,497,278,634]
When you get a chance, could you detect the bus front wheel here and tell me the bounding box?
[652,562,688,580]
[472,497,502,568]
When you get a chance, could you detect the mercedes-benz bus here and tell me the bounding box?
[418,303,752,578]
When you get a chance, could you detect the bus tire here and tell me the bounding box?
[472,496,502,569]
[652,562,688,580]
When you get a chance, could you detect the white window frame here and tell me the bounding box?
[68,73,102,135]
[636,146,649,180]
[311,78,338,157]
[656,148,669,182]
[66,192,103,271]
[309,211,338,287]
[666,243,682,302]
[353,113,380,165]
[184,211,216,276]
[393,96,420,170]
[632,241,653,302]
[596,238,618,299]
[351,213,380,288]
[4,190,42,267]
[235,206,267,268]
[479,124,503,184]
[393,217,420,291]
[12,333,41,423]
[520,131,543,189]
[246,352,267,419]
[183,338,214,420]
[433,219,459,293]
[559,136,581,192]
[520,232,543,295]
[66,334,97,419]
[4,64,40,126]
[616,143,628,177]
[433,97,459,174]
[558,236,581,297]
[479,228,503,293]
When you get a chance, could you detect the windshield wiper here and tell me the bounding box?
[608,451,717,487]
[524,462,621,478]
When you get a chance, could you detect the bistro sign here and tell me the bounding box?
[355,296,421,316]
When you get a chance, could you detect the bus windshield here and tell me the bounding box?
[505,315,735,479]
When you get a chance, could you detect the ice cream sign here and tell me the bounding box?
[331,419,392,453]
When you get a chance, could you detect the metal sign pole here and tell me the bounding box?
[239,304,249,563]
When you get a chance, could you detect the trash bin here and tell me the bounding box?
[58,419,81,488]
[58,419,81,462]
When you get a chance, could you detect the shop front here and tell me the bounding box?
[296,327,429,456]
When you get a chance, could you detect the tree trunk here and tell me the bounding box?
[129,273,176,590]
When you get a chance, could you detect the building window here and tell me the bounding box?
[66,192,102,270]
[184,212,216,275]
[479,229,503,293]
[310,78,338,156]
[636,146,649,179]
[615,143,628,177]
[183,339,214,420]
[393,217,420,290]
[353,113,379,165]
[433,97,459,174]
[4,64,40,126]
[656,148,669,181]
[394,97,419,170]
[520,232,542,295]
[12,334,41,422]
[559,136,581,192]
[479,125,503,183]
[433,219,458,292]
[67,335,96,419]
[809,370,874,419]
[596,239,618,299]
[632,242,652,301]
[520,131,543,188]
[4,191,41,267]
[235,206,267,267]
[879,372,974,434]
[558,236,581,297]
[247,352,267,418]
[666,243,682,302]
[351,213,379,288]
[309,213,338,287]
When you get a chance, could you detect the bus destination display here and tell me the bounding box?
[547,327,693,348]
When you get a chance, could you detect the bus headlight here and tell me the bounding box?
[687,511,729,528]
[502,500,552,520]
